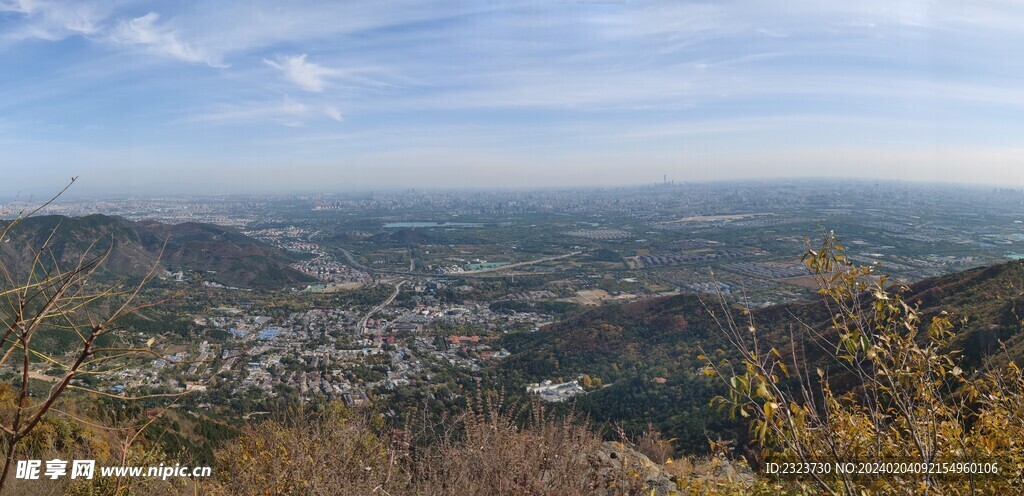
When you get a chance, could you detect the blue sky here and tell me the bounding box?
[3,0,1024,194]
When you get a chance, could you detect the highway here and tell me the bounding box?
[358,280,404,335]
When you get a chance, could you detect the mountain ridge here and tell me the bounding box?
[0,214,316,290]
[497,259,1024,451]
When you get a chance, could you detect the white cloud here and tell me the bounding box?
[324,106,342,122]
[0,0,107,42]
[264,54,338,92]
[109,12,222,66]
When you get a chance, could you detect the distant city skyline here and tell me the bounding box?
[4,1,1024,194]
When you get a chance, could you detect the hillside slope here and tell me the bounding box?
[504,260,1024,379]
[499,260,1024,451]
[0,214,316,289]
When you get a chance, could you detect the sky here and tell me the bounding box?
[3,0,1024,195]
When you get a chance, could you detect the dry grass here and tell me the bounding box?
[409,397,618,496]
[210,403,406,495]
[206,394,672,496]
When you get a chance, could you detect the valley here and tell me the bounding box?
[6,180,1024,465]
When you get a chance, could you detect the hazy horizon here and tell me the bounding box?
[5,1,1024,194]
[1,176,1016,203]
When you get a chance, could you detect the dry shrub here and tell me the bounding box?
[627,427,755,495]
[706,231,1024,495]
[208,394,669,496]
[632,423,673,464]
[210,403,406,496]
[669,458,759,495]
[409,395,620,496]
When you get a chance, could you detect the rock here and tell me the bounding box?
[587,441,680,495]
[582,441,756,495]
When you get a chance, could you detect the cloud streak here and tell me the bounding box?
[109,12,222,66]
[324,106,342,122]
[264,54,339,92]
[4,1,1024,190]
[188,100,308,125]
[0,0,108,42]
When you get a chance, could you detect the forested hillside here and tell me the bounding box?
[0,214,315,289]
[499,260,1024,453]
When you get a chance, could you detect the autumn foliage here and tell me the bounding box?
[706,232,1024,495]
